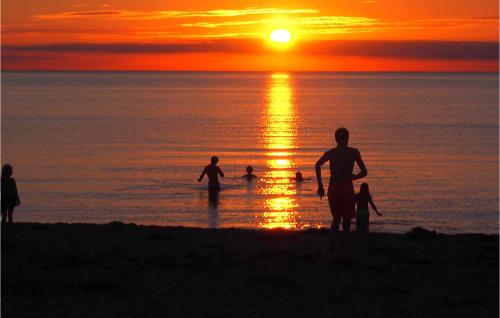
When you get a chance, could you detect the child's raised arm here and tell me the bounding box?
[198,167,207,182]
[369,195,382,216]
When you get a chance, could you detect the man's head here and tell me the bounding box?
[335,127,349,146]
[211,156,219,165]
[2,164,13,177]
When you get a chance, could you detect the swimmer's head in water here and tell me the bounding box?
[295,171,303,180]
[335,127,349,146]
[211,156,219,164]
[246,165,253,173]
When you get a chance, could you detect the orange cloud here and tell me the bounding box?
[16,7,497,42]
[31,8,319,20]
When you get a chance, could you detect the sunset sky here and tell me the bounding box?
[2,0,499,71]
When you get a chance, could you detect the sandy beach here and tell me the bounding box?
[1,223,498,317]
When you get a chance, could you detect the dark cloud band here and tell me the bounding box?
[3,40,499,60]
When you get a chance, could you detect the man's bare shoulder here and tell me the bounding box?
[323,148,337,157]
[347,147,360,154]
[325,147,359,154]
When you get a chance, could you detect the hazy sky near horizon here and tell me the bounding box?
[2,0,499,71]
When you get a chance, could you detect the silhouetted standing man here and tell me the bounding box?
[315,128,367,257]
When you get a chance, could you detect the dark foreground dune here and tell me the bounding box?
[2,223,498,318]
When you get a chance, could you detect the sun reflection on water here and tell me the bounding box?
[259,73,302,229]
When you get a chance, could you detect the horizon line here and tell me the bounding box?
[2,70,499,73]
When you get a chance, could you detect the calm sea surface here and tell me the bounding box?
[1,72,498,233]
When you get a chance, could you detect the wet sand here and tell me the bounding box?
[2,223,498,318]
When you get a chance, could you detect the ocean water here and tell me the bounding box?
[1,72,498,233]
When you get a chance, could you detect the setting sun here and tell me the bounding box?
[269,29,292,43]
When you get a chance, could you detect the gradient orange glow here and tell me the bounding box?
[1,0,498,71]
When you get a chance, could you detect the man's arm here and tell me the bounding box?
[352,149,368,181]
[315,153,329,199]
[217,167,224,178]
[369,196,382,216]
[198,167,207,182]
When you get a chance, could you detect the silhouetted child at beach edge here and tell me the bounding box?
[1,164,21,224]
[198,156,224,193]
[355,183,382,232]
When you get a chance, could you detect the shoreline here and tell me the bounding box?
[2,222,498,317]
[9,219,499,235]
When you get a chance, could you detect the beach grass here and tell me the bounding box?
[2,223,498,317]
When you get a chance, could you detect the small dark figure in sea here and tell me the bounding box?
[355,183,382,233]
[198,156,225,196]
[1,164,21,224]
[242,165,257,181]
[295,171,304,182]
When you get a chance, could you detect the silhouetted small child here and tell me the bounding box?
[198,156,224,194]
[1,164,21,224]
[355,183,381,233]
[295,171,304,182]
[242,165,257,180]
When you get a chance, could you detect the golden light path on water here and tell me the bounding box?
[259,73,304,229]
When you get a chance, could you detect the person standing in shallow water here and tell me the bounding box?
[315,128,367,257]
[1,164,21,224]
[198,156,225,196]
